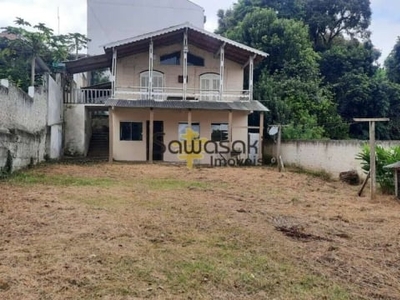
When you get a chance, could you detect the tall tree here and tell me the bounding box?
[385,37,400,84]
[0,18,88,90]
[228,8,348,139]
[304,0,371,49]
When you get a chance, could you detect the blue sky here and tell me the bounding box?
[0,0,398,64]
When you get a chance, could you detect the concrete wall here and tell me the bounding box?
[265,140,400,177]
[47,74,64,159]
[111,108,249,164]
[0,79,48,172]
[64,105,92,156]
[116,43,244,98]
[87,0,205,55]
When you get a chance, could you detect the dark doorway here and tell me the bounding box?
[146,121,164,161]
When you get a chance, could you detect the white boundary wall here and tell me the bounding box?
[265,140,400,177]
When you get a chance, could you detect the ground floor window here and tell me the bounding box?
[120,122,143,141]
[179,122,200,140]
[211,123,228,142]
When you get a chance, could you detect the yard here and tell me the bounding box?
[0,162,399,300]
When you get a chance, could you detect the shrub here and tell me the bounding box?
[356,145,400,194]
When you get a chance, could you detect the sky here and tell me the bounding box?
[0,0,399,64]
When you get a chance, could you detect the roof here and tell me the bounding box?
[105,99,269,112]
[384,161,400,169]
[102,22,268,65]
[65,53,112,74]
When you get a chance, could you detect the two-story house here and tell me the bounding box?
[65,23,269,165]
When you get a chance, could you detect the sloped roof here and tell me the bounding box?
[105,99,269,112]
[65,23,268,74]
[102,22,268,65]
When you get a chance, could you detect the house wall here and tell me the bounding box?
[47,74,64,159]
[111,108,249,164]
[0,79,48,172]
[264,140,400,177]
[87,0,205,55]
[116,43,244,98]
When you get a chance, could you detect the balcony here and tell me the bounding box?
[115,87,251,102]
[64,87,251,105]
[65,88,112,104]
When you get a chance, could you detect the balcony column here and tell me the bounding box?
[149,108,154,162]
[111,48,117,97]
[219,43,225,101]
[188,109,192,128]
[183,29,188,101]
[108,107,114,163]
[148,39,154,100]
[259,112,264,161]
[249,55,255,101]
[228,110,233,147]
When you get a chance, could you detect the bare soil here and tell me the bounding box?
[0,162,399,299]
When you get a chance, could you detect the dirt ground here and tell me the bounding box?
[0,162,399,300]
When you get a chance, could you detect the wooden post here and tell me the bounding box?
[354,118,390,200]
[369,121,376,199]
[149,108,154,163]
[108,107,114,163]
[277,125,282,172]
[259,112,264,161]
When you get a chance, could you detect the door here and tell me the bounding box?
[146,121,164,161]
[140,71,164,100]
[200,73,220,101]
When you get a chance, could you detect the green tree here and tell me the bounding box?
[304,0,371,49]
[0,18,88,90]
[229,9,348,139]
[385,37,400,84]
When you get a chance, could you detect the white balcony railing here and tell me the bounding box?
[114,86,251,102]
[65,89,112,104]
[65,87,251,104]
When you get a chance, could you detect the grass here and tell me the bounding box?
[0,163,398,299]
[289,164,333,181]
[8,172,116,186]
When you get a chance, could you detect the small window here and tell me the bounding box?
[120,122,143,141]
[211,123,228,142]
[188,53,204,66]
[179,122,200,140]
[160,51,181,65]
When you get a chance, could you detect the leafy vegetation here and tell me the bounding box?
[356,145,400,194]
[0,18,89,91]
[217,0,400,140]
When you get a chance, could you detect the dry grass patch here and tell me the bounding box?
[0,163,399,299]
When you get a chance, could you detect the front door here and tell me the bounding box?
[146,121,164,161]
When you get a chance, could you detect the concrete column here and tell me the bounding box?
[108,107,114,163]
[149,108,154,162]
[259,112,264,161]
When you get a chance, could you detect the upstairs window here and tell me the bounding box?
[188,53,204,66]
[160,51,181,65]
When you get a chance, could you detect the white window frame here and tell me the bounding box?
[200,73,220,101]
[140,71,164,100]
